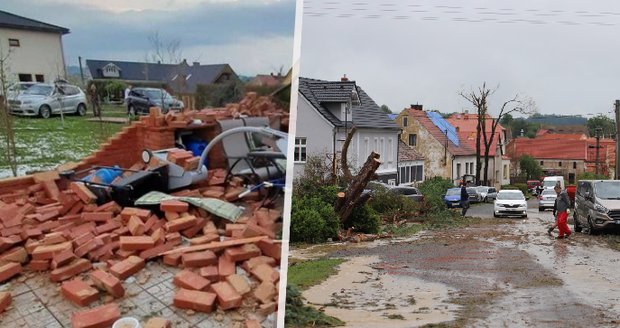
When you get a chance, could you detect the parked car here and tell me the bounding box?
[542,176,565,191]
[444,187,462,208]
[494,190,528,218]
[9,83,87,118]
[126,87,184,115]
[538,189,557,211]
[363,181,424,202]
[527,180,541,194]
[466,187,482,203]
[574,180,620,234]
[5,82,36,99]
[476,186,497,202]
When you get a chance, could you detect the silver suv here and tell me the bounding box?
[574,180,620,234]
[9,83,87,118]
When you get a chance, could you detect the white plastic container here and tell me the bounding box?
[112,317,141,328]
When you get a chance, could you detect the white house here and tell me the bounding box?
[295,77,401,184]
[0,10,70,84]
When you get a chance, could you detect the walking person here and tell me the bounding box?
[88,83,101,118]
[549,183,571,239]
[460,182,470,217]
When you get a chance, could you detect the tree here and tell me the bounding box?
[0,44,18,176]
[586,114,615,139]
[500,113,513,126]
[460,83,536,185]
[147,30,183,64]
[380,104,392,114]
[519,155,542,180]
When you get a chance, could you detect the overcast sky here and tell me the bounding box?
[299,0,620,118]
[2,0,295,76]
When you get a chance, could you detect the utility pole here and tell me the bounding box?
[595,127,602,175]
[78,56,84,86]
[615,100,620,179]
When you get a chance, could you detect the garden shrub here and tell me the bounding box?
[367,186,420,221]
[418,177,455,213]
[344,203,380,234]
[290,195,339,243]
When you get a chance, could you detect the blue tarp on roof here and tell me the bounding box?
[387,114,398,120]
[426,111,460,146]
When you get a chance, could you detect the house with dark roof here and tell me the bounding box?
[247,73,285,87]
[0,10,70,83]
[398,140,425,185]
[295,76,401,184]
[85,59,238,109]
[396,105,481,186]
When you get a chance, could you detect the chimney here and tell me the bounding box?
[341,74,348,82]
[271,72,274,76]
[410,104,423,111]
[192,61,200,67]
[157,60,161,64]
[182,59,188,65]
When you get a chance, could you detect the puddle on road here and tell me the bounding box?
[303,255,458,328]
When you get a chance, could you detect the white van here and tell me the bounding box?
[542,176,565,190]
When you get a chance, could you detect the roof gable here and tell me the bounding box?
[0,10,69,34]
[403,108,474,156]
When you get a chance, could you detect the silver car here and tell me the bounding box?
[9,83,88,118]
[538,189,557,211]
[476,186,498,202]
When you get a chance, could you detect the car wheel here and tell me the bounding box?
[39,105,51,119]
[574,212,583,233]
[128,105,136,116]
[76,103,86,116]
[538,207,543,212]
[587,217,598,235]
[493,213,499,218]
[522,214,528,219]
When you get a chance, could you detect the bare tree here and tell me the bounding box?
[0,44,18,176]
[148,31,183,64]
[460,83,536,185]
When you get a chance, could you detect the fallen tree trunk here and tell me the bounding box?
[335,151,381,223]
[340,127,357,183]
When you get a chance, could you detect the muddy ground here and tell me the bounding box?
[293,200,620,327]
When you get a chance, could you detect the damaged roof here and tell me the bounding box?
[299,77,400,130]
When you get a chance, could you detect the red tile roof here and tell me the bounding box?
[447,114,505,156]
[398,140,424,161]
[405,109,474,156]
[537,133,587,140]
[507,138,588,160]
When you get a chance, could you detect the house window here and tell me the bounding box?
[559,161,562,167]
[408,134,417,146]
[400,164,424,184]
[294,138,307,163]
[573,162,577,169]
[35,74,44,82]
[18,74,32,82]
[540,161,544,166]
[503,164,508,180]
[456,163,461,178]
[8,38,19,47]
[403,116,408,127]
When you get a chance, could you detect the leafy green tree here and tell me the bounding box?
[519,155,543,180]
[500,113,513,126]
[380,104,392,114]
[586,115,615,138]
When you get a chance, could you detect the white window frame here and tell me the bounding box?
[294,137,307,163]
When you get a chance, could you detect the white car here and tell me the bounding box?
[494,190,528,218]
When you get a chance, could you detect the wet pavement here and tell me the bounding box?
[296,200,620,327]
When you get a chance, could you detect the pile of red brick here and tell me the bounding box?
[165,148,202,171]
[0,168,282,328]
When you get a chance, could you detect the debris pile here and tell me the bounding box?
[0,167,282,327]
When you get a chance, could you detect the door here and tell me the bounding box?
[61,86,80,112]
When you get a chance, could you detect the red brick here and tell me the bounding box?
[40,231,67,245]
[74,238,102,258]
[61,279,99,306]
[160,200,189,213]
[218,254,235,279]
[143,214,158,232]
[73,232,95,248]
[173,270,211,291]
[181,217,207,238]
[109,255,144,280]
[20,227,42,240]
[90,270,124,298]
[173,288,216,313]
[243,222,275,239]
[226,274,251,295]
[0,291,11,314]
[251,263,279,284]
[0,262,22,282]
[225,224,246,237]
[150,227,165,245]
[196,266,217,281]
[254,281,276,304]
[245,319,261,328]
[94,201,121,214]
[71,303,121,328]
[165,215,198,232]
[31,241,72,260]
[42,181,60,200]
[225,244,261,262]
[119,236,155,251]
[82,212,113,222]
[163,252,182,266]
[120,207,151,221]
[1,226,21,237]
[189,233,219,245]
[36,219,61,233]
[165,232,182,245]
[28,260,50,271]
[209,281,242,310]
[144,317,171,328]
[0,246,27,263]
[256,239,281,261]
[68,201,84,215]
[50,258,92,282]
[182,250,217,268]
[52,249,76,269]
[202,189,224,199]
[70,182,97,204]
[95,220,121,235]
[164,211,179,221]
[115,249,136,259]
[242,256,277,272]
[139,242,174,260]
[258,302,277,316]
[0,235,20,253]
[128,215,145,236]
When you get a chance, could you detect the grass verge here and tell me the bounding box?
[285,284,345,327]
[288,258,345,290]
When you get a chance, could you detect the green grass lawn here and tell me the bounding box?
[287,258,345,290]
[0,104,126,178]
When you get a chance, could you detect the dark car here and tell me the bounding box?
[466,187,481,203]
[363,182,424,202]
[126,87,184,115]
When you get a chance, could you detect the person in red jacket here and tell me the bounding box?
[551,184,572,239]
